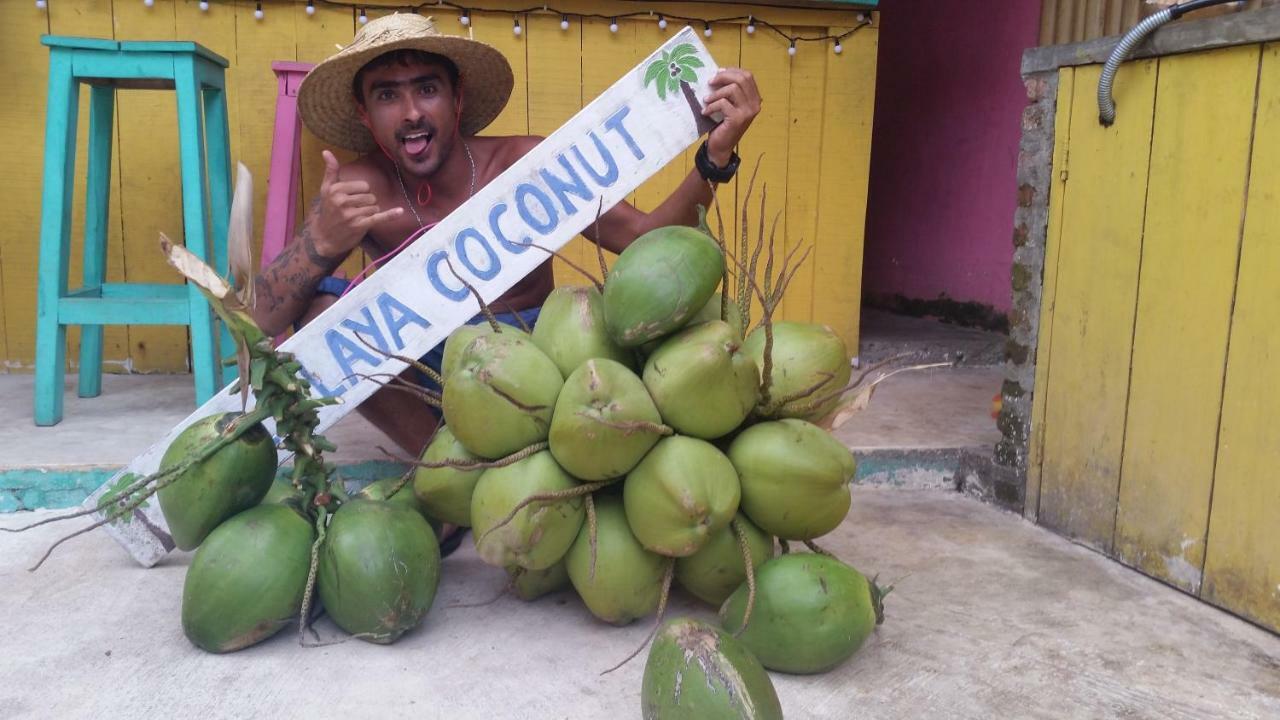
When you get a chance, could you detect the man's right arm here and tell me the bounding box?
[250,150,403,336]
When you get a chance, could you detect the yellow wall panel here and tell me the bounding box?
[1035,61,1155,552]
[1202,43,1280,631]
[811,24,876,350]
[1113,46,1260,592]
[3,2,874,372]
[1025,67,1076,523]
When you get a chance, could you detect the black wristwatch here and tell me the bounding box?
[695,142,740,183]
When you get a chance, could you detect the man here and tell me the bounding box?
[253,13,760,457]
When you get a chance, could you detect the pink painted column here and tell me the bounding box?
[262,61,314,343]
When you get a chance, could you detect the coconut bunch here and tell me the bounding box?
[411,181,930,695]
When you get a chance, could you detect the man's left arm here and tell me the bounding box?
[585,68,762,254]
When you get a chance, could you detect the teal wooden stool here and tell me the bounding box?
[35,36,234,426]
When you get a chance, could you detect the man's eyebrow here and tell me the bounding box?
[370,73,444,91]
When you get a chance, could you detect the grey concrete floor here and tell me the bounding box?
[858,308,1006,367]
[1,488,1277,720]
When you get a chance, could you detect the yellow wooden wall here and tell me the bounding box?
[0,0,877,373]
[1038,0,1274,46]
[1030,43,1280,633]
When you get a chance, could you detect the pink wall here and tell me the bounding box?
[862,0,1042,314]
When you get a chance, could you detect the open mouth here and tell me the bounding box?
[401,131,433,157]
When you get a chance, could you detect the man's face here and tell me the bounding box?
[358,58,460,178]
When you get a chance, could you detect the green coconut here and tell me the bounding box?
[355,477,442,535]
[157,412,279,551]
[412,425,484,526]
[549,358,667,481]
[565,493,666,625]
[641,617,783,720]
[441,321,530,382]
[720,553,887,674]
[728,419,855,541]
[260,478,299,506]
[643,321,759,440]
[508,559,572,601]
[181,504,313,653]
[688,293,745,338]
[532,286,634,375]
[317,499,441,644]
[443,332,564,459]
[470,450,584,571]
[744,321,852,420]
[603,225,725,347]
[674,513,775,606]
[623,436,741,557]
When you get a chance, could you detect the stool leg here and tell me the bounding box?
[34,51,80,426]
[79,84,115,399]
[204,83,238,387]
[175,56,218,405]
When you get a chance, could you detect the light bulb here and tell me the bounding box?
[658,16,667,30]
[704,22,712,38]
[460,10,470,26]
[609,18,618,33]
[254,2,263,20]
[560,15,569,30]
[36,0,47,9]
[746,18,756,35]
[833,41,843,55]
[513,19,522,36]
[788,41,796,57]
[358,8,367,24]
[306,0,315,16]
[199,0,209,11]
[144,0,154,7]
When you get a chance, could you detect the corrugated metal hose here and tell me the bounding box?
[1098,0,1243,126]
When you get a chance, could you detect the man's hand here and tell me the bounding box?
[309,150,403,262]
[702,68,762,166]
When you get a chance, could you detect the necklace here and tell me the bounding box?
[393,139,476,229]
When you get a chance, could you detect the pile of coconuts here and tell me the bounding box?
[408,206,895,718]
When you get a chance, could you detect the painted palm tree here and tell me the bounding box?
[645,43,715,135]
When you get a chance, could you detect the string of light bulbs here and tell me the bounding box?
[33,1,871,56]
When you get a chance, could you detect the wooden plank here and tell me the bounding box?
[473,8,530,137]
[0,0,55,370]
[1202,42,1280,634]
[527,13,586,289]
[810,24,875,351]
[1026,67,1075,523]
[1023,5,1280,74]
[296,3,362,285]
[1113,46,1260,593]
[113,0,188,373]
[781,28,828,323]
[1035,61,1155,552]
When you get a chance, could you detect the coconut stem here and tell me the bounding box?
[350,333,446,388]
[378,441,548,471]
[488,383,550,415]
[525,242,603,292]
[442,255,502,333]
[586,493,599,582]
[869,574,892,626]
[736,157,763,314]
[731,519,758,637]
[592,198,610,285]
[493,298,533,334]
[298,506,328,641]
[599,558,675,675]
[803,539,834,557]
[478,481,611,543]
[707,185,731,327]
[349,373,442,408]
[761,372,836,417]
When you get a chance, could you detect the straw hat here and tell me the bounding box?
[298,13,514,153]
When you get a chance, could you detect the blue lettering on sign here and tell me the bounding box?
[604,105,644,161]
[540,153,594,215]
[455,227,501,280]
[339,306,389,355]
[489,202,528,254]
[375,292,430,350]
[573,131,620,187]
[326,329,381,388]
[426,251,470,302]
[516,183,559,236]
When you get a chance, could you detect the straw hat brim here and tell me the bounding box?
[298,16,514,153]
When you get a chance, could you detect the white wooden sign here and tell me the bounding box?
[85,27,721,567]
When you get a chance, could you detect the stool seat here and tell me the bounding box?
[34,35,234,426]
